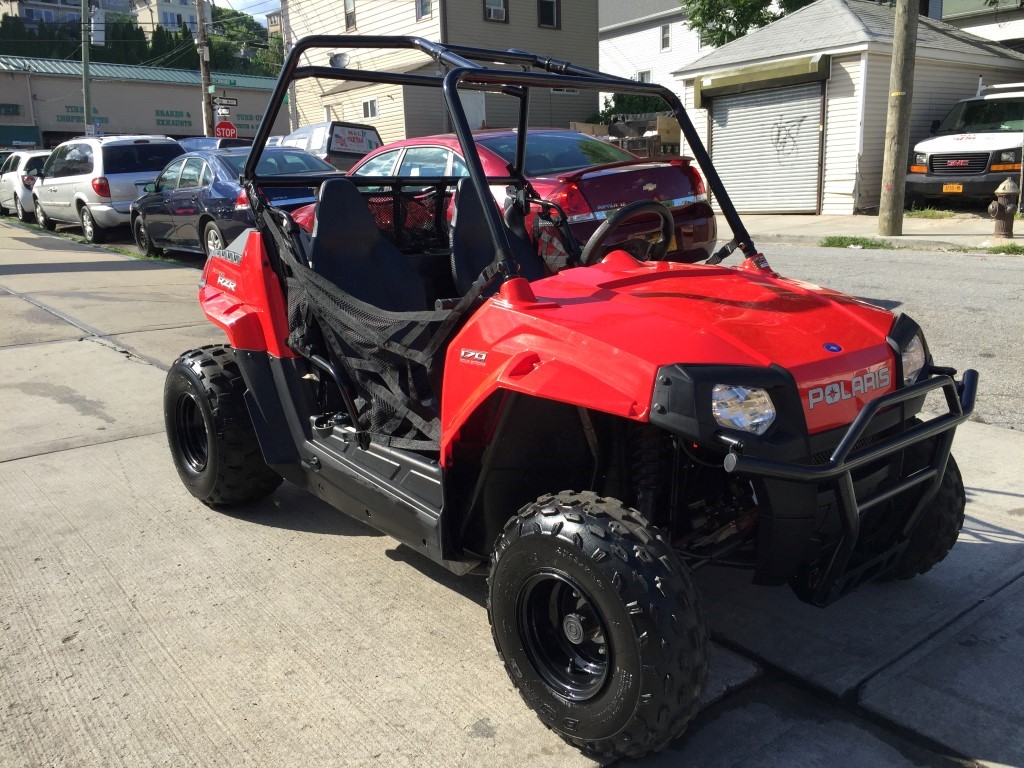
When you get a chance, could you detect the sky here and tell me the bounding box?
[209,0,280,25]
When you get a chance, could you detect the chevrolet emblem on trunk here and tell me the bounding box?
[643,183,657,191]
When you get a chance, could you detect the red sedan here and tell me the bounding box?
[292,129,716,264]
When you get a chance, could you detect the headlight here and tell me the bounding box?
[901,334,927,385]
[1000,150,1018,163]
[711,385,776,435]
[914,153,927,165]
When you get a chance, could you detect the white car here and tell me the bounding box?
[33,135,184,243]
[0,150,49,223]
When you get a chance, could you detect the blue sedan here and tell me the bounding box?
[131,147,337,256]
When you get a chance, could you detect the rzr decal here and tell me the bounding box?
[807,367,891,410]
[459,349,487,365]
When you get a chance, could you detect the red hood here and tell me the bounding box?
[443,253,897,445]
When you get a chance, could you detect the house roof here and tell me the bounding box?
[599,0,682,32]
[0,55,278,90]
[673,0,1024,76]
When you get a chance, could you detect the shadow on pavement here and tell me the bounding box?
[0,259,181,275]
[216,483,385,538]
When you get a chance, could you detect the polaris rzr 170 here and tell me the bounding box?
[163,36,978,759]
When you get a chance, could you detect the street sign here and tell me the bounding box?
[212,96,238,107]
[217,107,231,117]
[214,120,237,139]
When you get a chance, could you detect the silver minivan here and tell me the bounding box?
[33,135,184,243]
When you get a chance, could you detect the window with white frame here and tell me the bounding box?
[344,0,356,30]
[538,0,559,28]
[635,70,652,83]
[661,24,670,50]
[484,0,507,23]
[362,98,378,119]
[416,0,431,19]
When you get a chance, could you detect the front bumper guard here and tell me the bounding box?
[723,368,979,606]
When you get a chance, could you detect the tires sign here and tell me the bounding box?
[214,120,237,139]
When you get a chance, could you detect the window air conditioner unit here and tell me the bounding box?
[486,7,505,21]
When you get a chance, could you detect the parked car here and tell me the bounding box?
[0,149,50,222]
[347,129,717,263]
[32,135,184,243]
[131,146,337,257]
[178,137,253,152]
[280,120,383,171]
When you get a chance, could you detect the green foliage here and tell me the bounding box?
[0,11,277,75]
[819,235,896,249]
[587,92,668,124]
[680,0,815,48]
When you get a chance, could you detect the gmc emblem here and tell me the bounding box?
[946,159,970,167]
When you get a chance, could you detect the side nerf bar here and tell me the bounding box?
[723,368,978,606]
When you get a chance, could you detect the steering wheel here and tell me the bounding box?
[579,200,675,266]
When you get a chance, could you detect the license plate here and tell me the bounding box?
[943,183,963,193]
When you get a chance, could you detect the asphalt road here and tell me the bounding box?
[4,218,1024,767]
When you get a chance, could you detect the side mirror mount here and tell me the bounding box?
[930,119,940,135]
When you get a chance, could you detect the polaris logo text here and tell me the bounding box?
[807,367,891,410]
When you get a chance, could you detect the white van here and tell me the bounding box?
[907,84,1024,203]
[280,121,383,171]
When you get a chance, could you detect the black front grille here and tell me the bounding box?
[928,153,990,175]
[811,433,882,466]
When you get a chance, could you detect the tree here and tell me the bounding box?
[680,0,815,49]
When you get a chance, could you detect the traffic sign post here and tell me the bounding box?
[214,121,237,139]
[212,96,238,107]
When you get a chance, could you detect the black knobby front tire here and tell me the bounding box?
[164,344,282,506]
[488,491,710,760]
[889,453,966,580]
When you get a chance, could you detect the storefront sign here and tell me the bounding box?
[57,105,109,125]
[0,103,20,116]
[155,109,193,128]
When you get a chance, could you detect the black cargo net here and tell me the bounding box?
[261,181,497,452]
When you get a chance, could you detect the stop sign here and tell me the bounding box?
[214,120,237,139]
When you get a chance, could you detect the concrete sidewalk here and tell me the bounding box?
[731,211,1019,251]
[2,219,1024,767]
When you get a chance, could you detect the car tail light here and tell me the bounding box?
[91,177,110,198]
[548,182,594,223]
[668,158,707,199]
[235,188,249,211]
[21,174,35,190]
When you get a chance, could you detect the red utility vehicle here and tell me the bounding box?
[164,37,977,760]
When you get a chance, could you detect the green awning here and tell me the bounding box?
[0,124,42,148]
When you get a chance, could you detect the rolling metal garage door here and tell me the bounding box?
[710,82,823,213]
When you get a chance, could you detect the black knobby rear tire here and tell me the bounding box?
[488,491,709,760]
[889,453,965,580]
[164,344,282,506]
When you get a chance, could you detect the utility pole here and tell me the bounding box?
[81,0,91,132]
[196,0,214,136]
[878,0,919,236]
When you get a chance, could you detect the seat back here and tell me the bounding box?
[309,178,427,312]
[450,178,545,295]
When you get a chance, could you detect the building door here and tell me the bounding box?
[710,82,823,214]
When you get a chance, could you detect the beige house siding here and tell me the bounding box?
[680,82,709,161]
[285,0,597,138]
[821,54,862,215]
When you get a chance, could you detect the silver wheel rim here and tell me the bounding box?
[206,227,222,253]
[136,220,149,252]
[81,209,93,240]
[35,201,44,223]
[16,199,23,218]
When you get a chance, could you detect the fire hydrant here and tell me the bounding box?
[988,177,1019,239]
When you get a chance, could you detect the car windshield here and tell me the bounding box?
[477,133,637,176]
[102,143,185,174]
[220,149,336,176]
[937,97,1024,134]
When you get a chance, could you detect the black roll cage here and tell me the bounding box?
[244,35,757,275]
